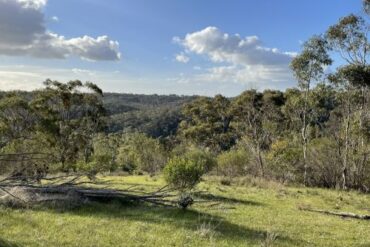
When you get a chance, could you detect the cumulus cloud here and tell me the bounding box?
[176,26,294,66]
[0,0,121,61]
[175,52,190,63]
[174,26,296,88]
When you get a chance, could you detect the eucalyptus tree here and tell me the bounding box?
[290,36,332,185]
[0,93,53,178]
[179,95,235,152]
[325,12,370,189]
[30,80,106,171]
[0,94,35,149]
[231,90,267,177]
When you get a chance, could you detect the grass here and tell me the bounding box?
[1,175,370,247]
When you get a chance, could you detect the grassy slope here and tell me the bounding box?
[1,176,370,247]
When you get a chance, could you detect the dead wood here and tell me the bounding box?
[0,175,181,207]
[299,207,370,220]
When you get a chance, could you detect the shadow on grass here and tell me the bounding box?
[0,238,22,247]
[52,201,299,246]
[0,184,298,246]
[193,192,264,206]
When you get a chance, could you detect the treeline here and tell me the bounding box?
[0,2,369,191]
[0,91,194,139]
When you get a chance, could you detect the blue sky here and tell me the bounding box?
[0,0,363,96]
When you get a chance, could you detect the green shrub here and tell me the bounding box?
[163,156,205,190]
[77,154,115,175]
[183,149,216,173]
[116,133,166,175]
[116,145,138,173]
[217,149,249,178]
[266,139,301,183]
[307,138,342,187]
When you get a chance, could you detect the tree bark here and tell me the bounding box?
[342,92,351,190]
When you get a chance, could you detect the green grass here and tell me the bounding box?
[1,176,370,247]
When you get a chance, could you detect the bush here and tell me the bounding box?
[307,138,342,188]
[76,152,117,174]
[163,156,205,190]
[183,148,216,173]
[116,145,138,173]
[116,133,166,175]
[217,149,249,178]
[266,139,301,183]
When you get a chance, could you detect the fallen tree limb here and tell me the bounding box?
[299,207,370,220]
[0,175,194,208]
[0,185,179,206]
[0,175,205,209]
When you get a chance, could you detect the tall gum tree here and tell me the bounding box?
[290,36,332,186]
[325,11,369,189]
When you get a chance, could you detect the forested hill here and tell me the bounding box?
[102,93,196,136]
[0,91,196,138]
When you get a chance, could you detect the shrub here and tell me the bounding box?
[183,148,216,173]
[266,139,301,183]
[116,133,166,175]
[116,145,138,173]
[307,138,342,188]
[77,154,116,175]
[217,149,249,179]
[163,156,205,190]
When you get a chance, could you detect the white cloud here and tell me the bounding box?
[0,0,121,61]
[177,26,294,66]
[18,0,47,9]
[175,52,190,63]
[71,68,96,76]
[51,16,59,22]
[174,26,296,88]
[196,65,294,89]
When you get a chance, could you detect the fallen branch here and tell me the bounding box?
[0,175,184,208]
[299,207,370,220]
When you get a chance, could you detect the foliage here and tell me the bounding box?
[266,138,301,183]
[217,149,250,179]
[0,2,369,190]
[306,138,343,188]
[31,80,106,170]
[179,95,235,152]
[163,156,205,190]
[116,133,166,175]
[182,148,217,173]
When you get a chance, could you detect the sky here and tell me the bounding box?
[0,0,364,96]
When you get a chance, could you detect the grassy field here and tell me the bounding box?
[1,175,370,247]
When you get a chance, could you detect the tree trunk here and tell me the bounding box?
[302,84,310,186]
[256,144,264,177]
[342,93,351,190]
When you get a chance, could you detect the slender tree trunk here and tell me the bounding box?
[256,142,264,177]
[302,134,308,186]
[253,122,264,177]
[342,93,351,190]
[355,86,368,188]
[302,83,310,186]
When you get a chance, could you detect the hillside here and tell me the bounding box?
[0,91,196,138]
[103,93,196,137]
